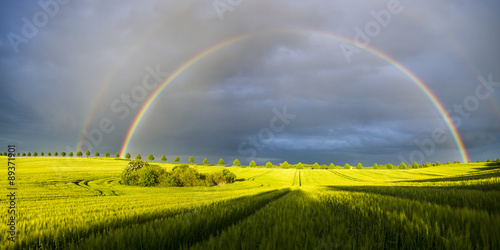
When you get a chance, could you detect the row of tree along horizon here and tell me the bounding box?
[3,151,492,169]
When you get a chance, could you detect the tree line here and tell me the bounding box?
[3,151,497,169]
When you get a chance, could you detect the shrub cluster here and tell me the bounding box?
[121,161,236,187]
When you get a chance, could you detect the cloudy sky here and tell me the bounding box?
[1,0,499,166]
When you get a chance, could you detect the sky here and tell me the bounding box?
[0,0,499,166]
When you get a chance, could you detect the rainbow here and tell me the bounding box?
[119,34,249,156]
[75,2,197,152]
[119,29,470,163]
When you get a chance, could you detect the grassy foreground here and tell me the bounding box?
[1,157,499,249]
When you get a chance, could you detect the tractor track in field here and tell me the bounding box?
[327,170,366,182]
[292,170,302,186]
[292,170,297,186]
[72,179,118,196]
[246,169,274,181]
[299,170,302,186]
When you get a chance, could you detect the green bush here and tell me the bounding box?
[356,163,363,169]
[281,161,289,169]
[233,159,241,166]
[249,160,256,168]
[399,162,406,169]
[122,160,167,186]
[123,160,150,178]
[373,163,379,169]
[296,162,304,169]
[206,169,236,186]
[343,164,351,169]
[121,162,236,187]
[138,165,167,187]
[386,163,393,169]
[173,166,205,187]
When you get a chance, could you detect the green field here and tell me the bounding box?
[1,157,499,249]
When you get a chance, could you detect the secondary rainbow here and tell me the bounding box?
[75,2,197,152]
[119,29,470,163]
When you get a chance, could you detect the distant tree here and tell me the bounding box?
[454,161,461,164]
[94,152,99,157]
[76,151,82,157]
[41,152,44,156]
[312,162,320,169]
[329,163,335,169]
[69,152,73,157]
[373,163,379,169]
[27,152,31,156]
[33,152,38,156]
[54,152,58,156]
[17,153,20,157]
[399,162,406,169]
[160,155,167,162]
[496,158,500,163]
[486,159,491,162]
[296,162,304,169]
[411,162,418,169]
[219,158,225,165]
[357,163,363,169]
[115,153,120,158]
[105,152,110,158]
[174,156,180,163]
[135,154,141,160]
[21,152,26,156]
[2,152,6,156]
[233,159,241,166]
[189,156,194,164]
[85,150,90,157]
[386,163,393,169]
[281,161,289,169]
[148,154,154,162]
[125,153,131,159]
[436,161,441,166]
[343,163,351,169]
[61,152,66,157]
[249,160,256,168]
[47,152,51,156]
[265,162,273,168]
[203,158,209,165]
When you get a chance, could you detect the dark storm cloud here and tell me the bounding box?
[0,0,499,164]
